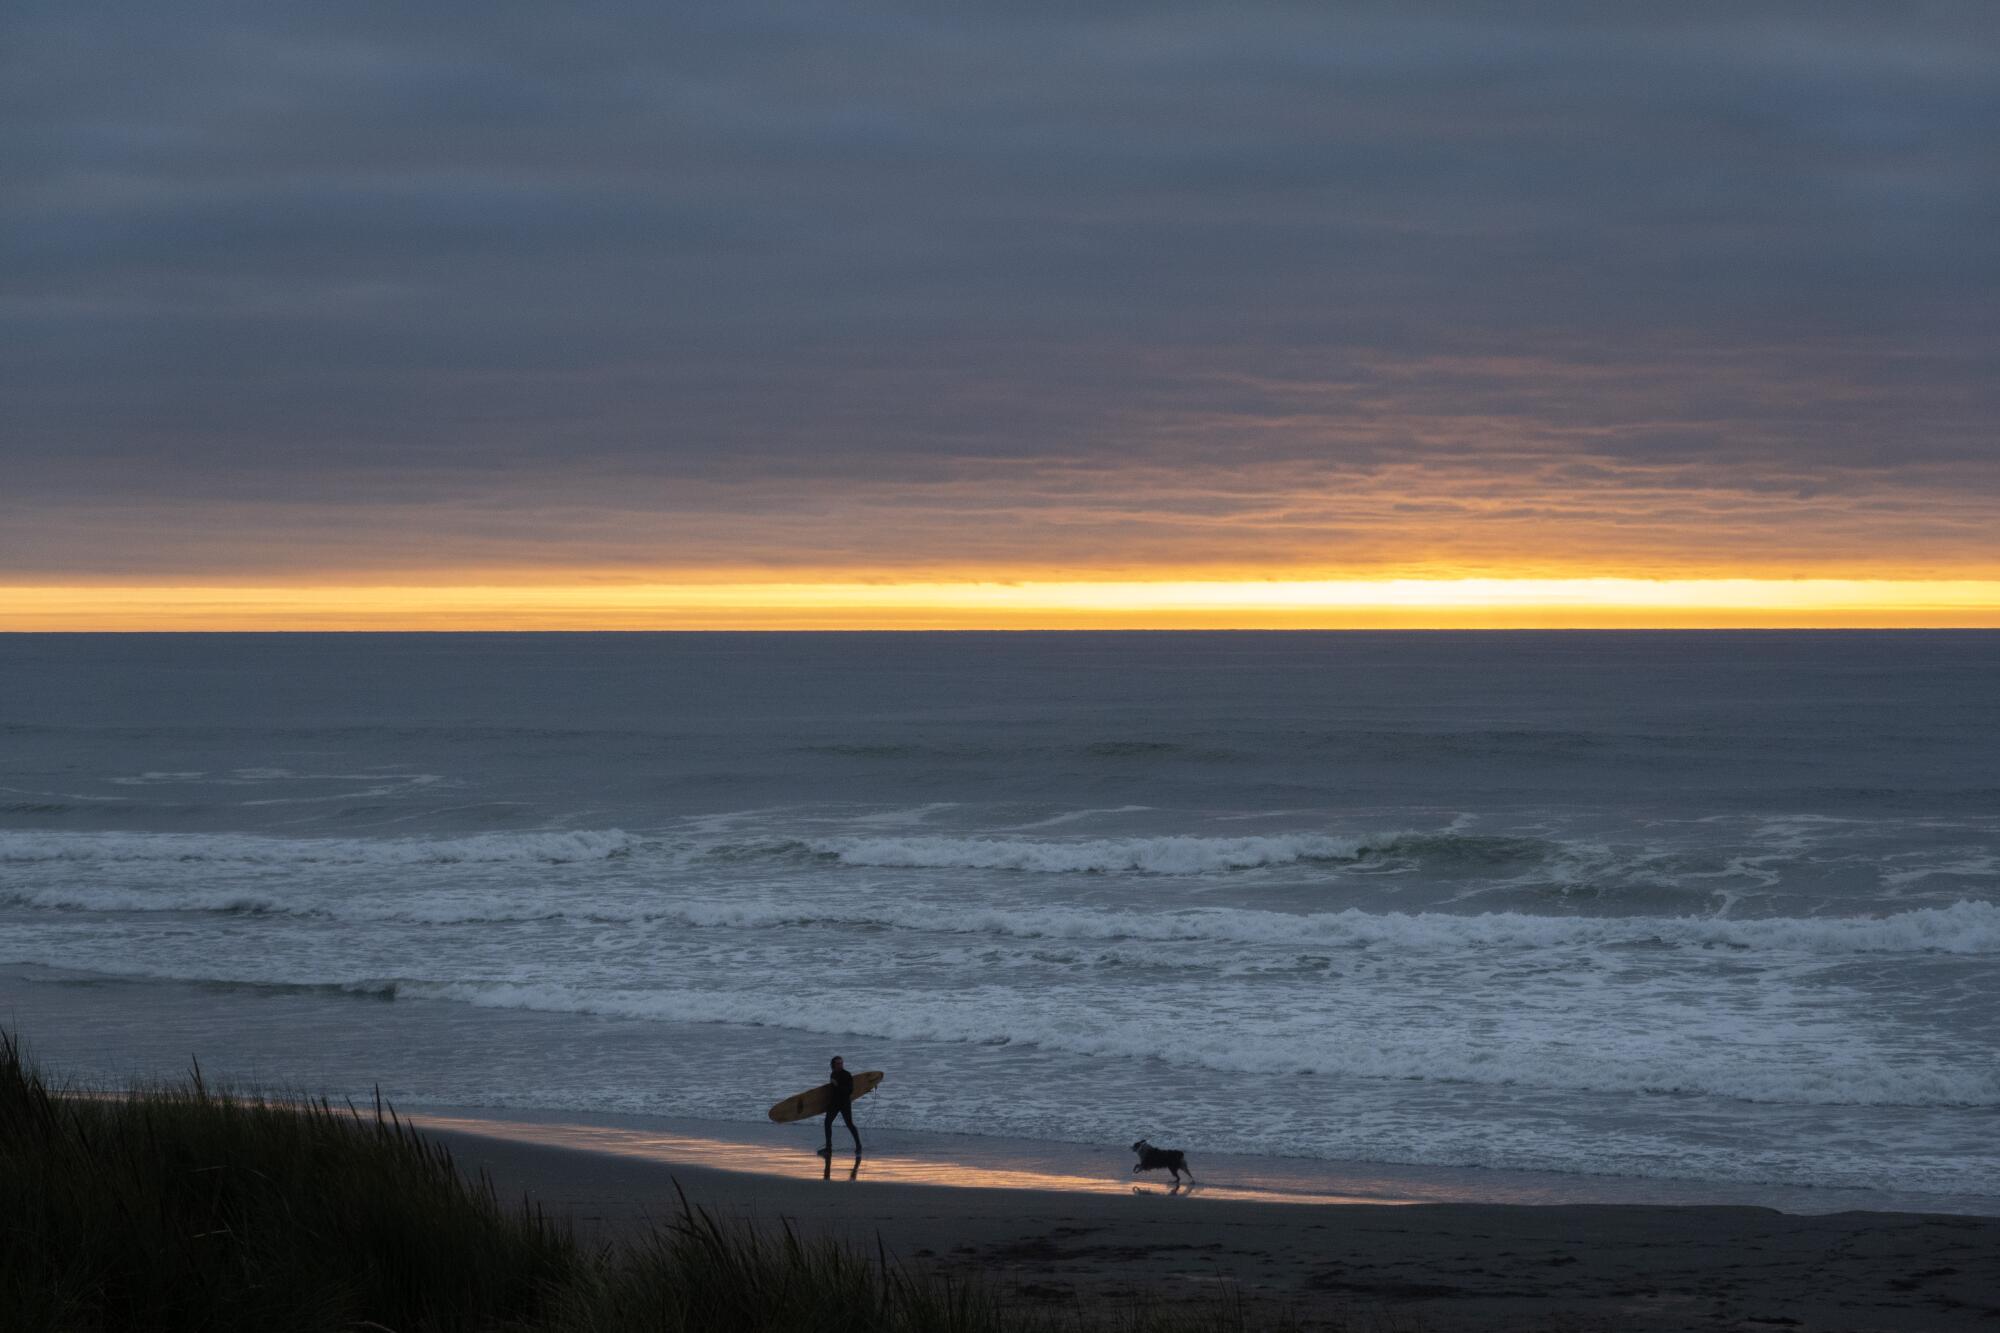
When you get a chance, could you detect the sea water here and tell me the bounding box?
[2,632,1996,1211]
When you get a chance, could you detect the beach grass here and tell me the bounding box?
[0,1032,1304,1333]
[0,1030,574,1332]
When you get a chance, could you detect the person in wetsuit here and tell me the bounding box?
[819,1054,862,1157]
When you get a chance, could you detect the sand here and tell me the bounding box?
[424,1117,2000,1332]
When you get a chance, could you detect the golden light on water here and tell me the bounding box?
[8,576,2000,630]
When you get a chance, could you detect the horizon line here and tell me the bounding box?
[8,627,2000,636]
[8,576,2000,631]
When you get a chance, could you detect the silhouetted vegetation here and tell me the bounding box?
[0,1030,570,1331]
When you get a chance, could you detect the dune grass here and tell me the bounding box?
[0,1030,573,1331]
[0,1033,1298,1332]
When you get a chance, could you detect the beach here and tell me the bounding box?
[430,1115,2000,1331]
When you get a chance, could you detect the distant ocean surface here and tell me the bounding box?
[3,632,1997,1210]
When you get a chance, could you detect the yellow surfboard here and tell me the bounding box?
[767,1070,885,1123]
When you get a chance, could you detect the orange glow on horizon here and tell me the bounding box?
[7,576,2000,630]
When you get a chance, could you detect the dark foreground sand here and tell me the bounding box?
[429,1123,2000,1332]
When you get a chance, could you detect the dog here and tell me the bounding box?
[1130,1138,1194,1183]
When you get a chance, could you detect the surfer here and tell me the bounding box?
[818,1054,863,1158]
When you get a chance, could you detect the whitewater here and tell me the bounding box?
[2,631,1997,1211]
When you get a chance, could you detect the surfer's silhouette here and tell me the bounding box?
[818,1055,863,1159]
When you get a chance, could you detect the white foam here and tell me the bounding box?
[10,858,1997,957]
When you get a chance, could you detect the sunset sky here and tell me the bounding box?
[5,3,1997,628]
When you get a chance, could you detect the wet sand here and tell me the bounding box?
[425,1116,2000,1331]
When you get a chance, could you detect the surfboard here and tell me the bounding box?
[767,1071,885,1123]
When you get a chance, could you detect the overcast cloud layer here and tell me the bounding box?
[4,2,1997,579]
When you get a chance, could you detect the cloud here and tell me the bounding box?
[3,2,1996,578]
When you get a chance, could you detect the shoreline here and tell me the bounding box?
[422,1110,2000,1331]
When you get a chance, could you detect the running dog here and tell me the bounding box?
[1130,1138,1194,1183]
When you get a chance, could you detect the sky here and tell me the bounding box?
[4,2,1997,627]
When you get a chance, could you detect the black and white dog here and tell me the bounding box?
[1130,1138,1194,1184]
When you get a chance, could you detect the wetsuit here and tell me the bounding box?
[821,1067,861,1153]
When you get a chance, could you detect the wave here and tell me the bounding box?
[12,822,1968,888]
[12,869,1997,957]
[0,829,641,866]
[0,827,1561,877]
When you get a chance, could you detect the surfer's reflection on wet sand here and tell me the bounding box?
[822,1154,862,1182]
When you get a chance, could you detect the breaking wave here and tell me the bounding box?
[11,873,1997,957]
[0,827,1578,877]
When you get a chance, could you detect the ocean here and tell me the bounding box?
[3,631,1996,1212]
